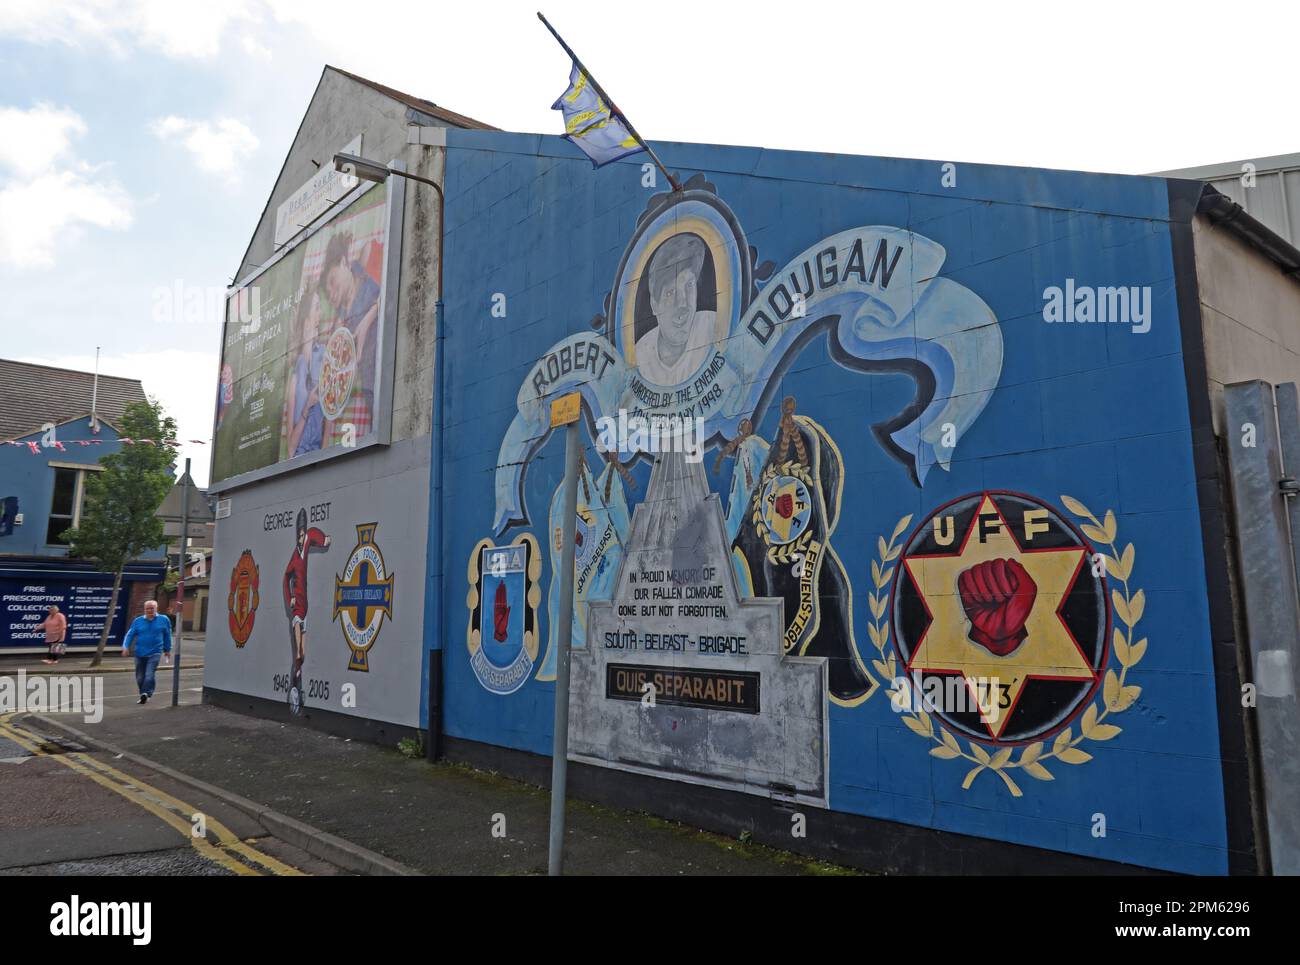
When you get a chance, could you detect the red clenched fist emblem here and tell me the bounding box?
[492,581,511,642]
[958,558,1037,656]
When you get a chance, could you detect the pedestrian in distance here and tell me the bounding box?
[41,604,67,664]
[121,599,172,704]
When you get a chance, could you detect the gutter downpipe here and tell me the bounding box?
[430,153,446,762]
[392,129,447,763]
[1197,185,1300,278]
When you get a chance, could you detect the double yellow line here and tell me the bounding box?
[0,716,303,876]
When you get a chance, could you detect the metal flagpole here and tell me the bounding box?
[90,347,100,433]
[537,11,682,192]
[171,458,190,707]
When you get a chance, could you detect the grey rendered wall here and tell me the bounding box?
[1193,214,1300,433]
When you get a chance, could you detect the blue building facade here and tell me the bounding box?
[420,129,1239,875]
[1,410,166,650]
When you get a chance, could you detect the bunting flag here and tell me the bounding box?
[2,437,205,451]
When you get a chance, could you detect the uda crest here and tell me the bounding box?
[332,523,395,672]
[467,533,542,694]
[227,549,260,647]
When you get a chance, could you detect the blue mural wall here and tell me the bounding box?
[432,129,1227,874]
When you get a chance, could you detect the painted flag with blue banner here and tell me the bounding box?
[536,459,629,680]
[551,62,643,167]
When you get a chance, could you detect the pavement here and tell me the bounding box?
[0,632,206,676]
[1,634,352,877]
[1,646,855,875]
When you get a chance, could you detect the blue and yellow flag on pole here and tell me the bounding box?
[551,62,643,168]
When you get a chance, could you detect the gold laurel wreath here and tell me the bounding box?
[867,495,1146,797]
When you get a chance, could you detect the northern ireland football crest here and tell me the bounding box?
[332,523,395,672]
[467,533,542,695]
[732,398,875,706]
[227,549,260,647]
[872,492,1147,796]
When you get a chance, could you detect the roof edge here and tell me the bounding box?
[1,358,144,385]
[1198,184,1300,278]
[325,66,499,131]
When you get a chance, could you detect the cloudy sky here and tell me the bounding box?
[1,0,1294,484]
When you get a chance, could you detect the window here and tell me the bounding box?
[46,466,97,545]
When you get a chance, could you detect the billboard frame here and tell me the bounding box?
[209,160,407,494]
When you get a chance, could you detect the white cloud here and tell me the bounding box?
[0,104,133,269]
[240,34,272,60]
[0,0,256,60]
[0,170,133,269]
[19,350,219,487]
[0,104,87,176]
[152,116,259,183]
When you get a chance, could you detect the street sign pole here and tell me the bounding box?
[171,458,190,707]
[548,393,582,876]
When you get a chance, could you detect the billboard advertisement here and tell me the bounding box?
[212,177,401,491]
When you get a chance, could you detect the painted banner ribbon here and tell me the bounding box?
[493,225,1001,535]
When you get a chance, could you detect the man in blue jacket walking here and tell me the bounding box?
[121,600,172,704]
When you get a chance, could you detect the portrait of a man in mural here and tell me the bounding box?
[634,233,717,386]
[282,508,331,715]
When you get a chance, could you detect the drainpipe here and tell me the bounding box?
[408,126,447,762]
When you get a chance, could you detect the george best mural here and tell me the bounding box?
[443,142,1227,874]
[206,449,423,728]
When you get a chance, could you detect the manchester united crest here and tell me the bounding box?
[868,492,1148,796]
[227,549,260,647]
[467,533,542,695]
[332,523,395,672]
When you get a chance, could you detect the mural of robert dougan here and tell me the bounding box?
[635,234,716,386]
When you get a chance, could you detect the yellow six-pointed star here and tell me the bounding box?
[905,495,1095,737]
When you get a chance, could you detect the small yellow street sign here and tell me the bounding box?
[550,392,581,428]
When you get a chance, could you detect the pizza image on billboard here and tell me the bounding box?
[320,327,357,421]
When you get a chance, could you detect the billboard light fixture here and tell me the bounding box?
[334,152,392,184]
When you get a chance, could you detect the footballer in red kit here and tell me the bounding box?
[283,508,331,715]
